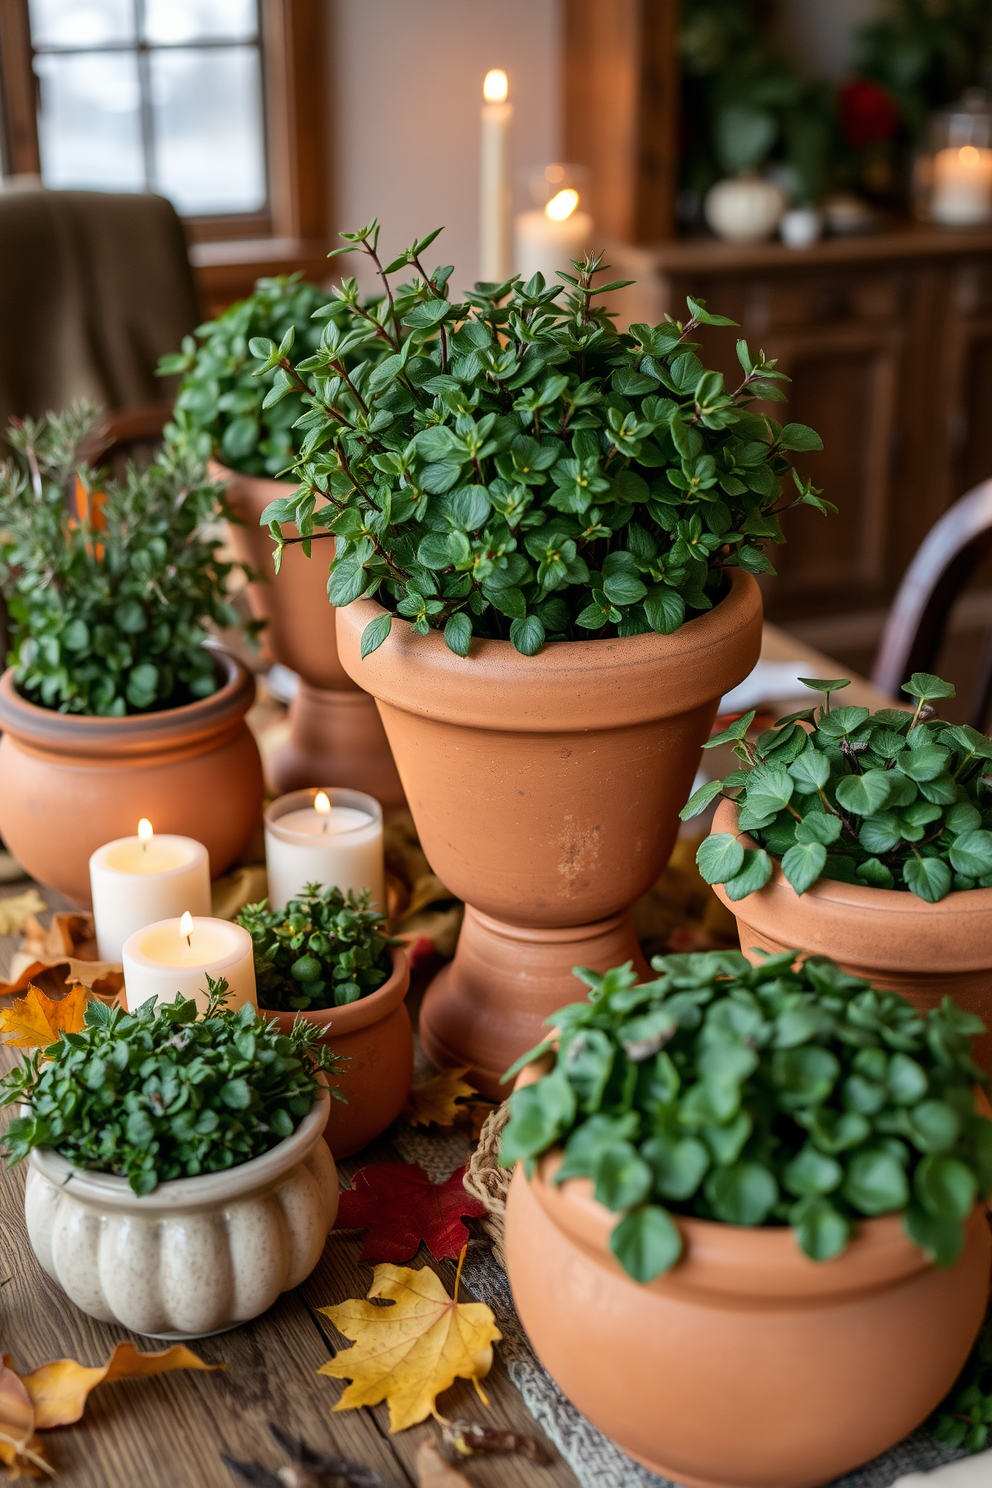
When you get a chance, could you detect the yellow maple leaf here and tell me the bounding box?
[18,1342,223,1428]
[0,982,89,1048]
[319,1250,501,1432]
[0,890,45,938]
[403,1067,477,1128]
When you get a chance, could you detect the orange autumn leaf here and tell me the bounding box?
[19,1342,223,1428]
[319,1250,500,1432]
[0,982,88,1048]
[403,1068,477,1128]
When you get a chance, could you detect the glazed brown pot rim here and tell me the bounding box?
[0,649,254,754]
[335,569,762,731]
[260,945,409,1033]
[713,797,992,955]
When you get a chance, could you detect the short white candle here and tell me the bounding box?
[932,144,992,225]
[264,787,385,913]
[122,914,256,1013]
[480,69,513,282]
[516,188,593,285]
[89,820,211,963]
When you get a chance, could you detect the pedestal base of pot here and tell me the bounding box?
[269,680,405,809]
[420,905,650,1098]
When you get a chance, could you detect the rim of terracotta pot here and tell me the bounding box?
[261,945,409,1034]
[335,569,762,732]
[0,649,255,759]
[712,796,992,971]
[26,1088,329,1213]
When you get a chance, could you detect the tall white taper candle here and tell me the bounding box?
[480,69,513,283]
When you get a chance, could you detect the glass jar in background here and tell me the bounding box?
[917,90,992,227]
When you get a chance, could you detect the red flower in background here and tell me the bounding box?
[840,79,902,150]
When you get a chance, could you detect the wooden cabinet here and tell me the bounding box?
[607,227,992,651]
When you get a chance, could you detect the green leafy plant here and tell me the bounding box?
[238,884,400,1013]
[683,672,992,905]
[0,984,344,1194]
[856,0,992,142]
[0,405,250,715]
[252,220,830,658]
[159,274,339,478]
[500,952,992,1284]
[932,1304,992,1454]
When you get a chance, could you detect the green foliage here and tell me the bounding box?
[159,274,339,477]
[0,406,248,715]
[0,986,344,1194]
[856,0,992,142]
[931,1304,992,1455]
[256,220,829,658]
[499,953,992,1284]
[683,673,992,904]
[238,883,400,1013]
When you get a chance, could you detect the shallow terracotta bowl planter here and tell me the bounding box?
[263,946,412,1158]
[712,797,992,1071]
[0,650,263,906]
[24,1091,338,1339]
[505,1151,991,1488]
[218,464,403,806]
[335,571,763,1097]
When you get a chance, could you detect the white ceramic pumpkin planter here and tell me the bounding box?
[24,1091,338,1338]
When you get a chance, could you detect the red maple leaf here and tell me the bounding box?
[335,1163,487,1263]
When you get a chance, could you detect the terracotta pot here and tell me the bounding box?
[712,797,992,1071]
[218,464,404,807]
[0,651,263,906]
[263,947,413,1159]
[25,1091,338,1339]
[335,571,763,1097]
[505,1151,991,1488]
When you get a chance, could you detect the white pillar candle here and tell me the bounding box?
[932,145,992,225]
[264,787,385,914]
[480,69,513,282]
[516,188,593,285]
[122,914,256,1013]
[89,821,211,963]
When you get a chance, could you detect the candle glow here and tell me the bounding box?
[138,818,153,841]
[483,69,507,103]
[180,910,194,947]
[546,188,579,223]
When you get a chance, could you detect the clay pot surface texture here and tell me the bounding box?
[24,1091,338,1339]
[263,947,413,1158]
[335,572,762,1096]
[218,464,404,806]
[0,651,263,906]
[505,1151,991,1488]
[712,797,992,1070]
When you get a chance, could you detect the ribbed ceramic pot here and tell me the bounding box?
[505,1151,991,1488]
[712,797,992,1071]
[218,464,404,806]
[0,650,263,905]
[263,947,413,1158]
[24,1092,338,1339]
[335,571,763,1097]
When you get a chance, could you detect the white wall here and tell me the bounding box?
[329,0,562,296]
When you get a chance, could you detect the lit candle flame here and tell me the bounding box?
[483,69,508,103]
[314,791,331,835]
[960,145,981,166]
[138,818,153,852]
[180,910,193,948]
[546,188,579,223]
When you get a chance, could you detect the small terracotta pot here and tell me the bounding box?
[262,947,412,1158]
[335,572,762,1098]
[505,1151,991,1488]
[712,797,992,1071]
[25,1091,338,1339]
[218,464,404,806]
[0,650,263,906]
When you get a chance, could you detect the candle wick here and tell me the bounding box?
[185,932,192,949]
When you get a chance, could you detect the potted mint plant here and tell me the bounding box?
[249,220,830,1097]
[3,989,341,1337]
[160,275,403,804]
[501,953,992,1487]
[0,406,262,903]
[239,885,412,1158]
[683,671,992,1068]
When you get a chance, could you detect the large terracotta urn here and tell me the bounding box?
[0,650,263,906]
[712,798,992,1071]
[217,464,404,807]
[335,571,762,1097]
[505,1151,991,1488]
